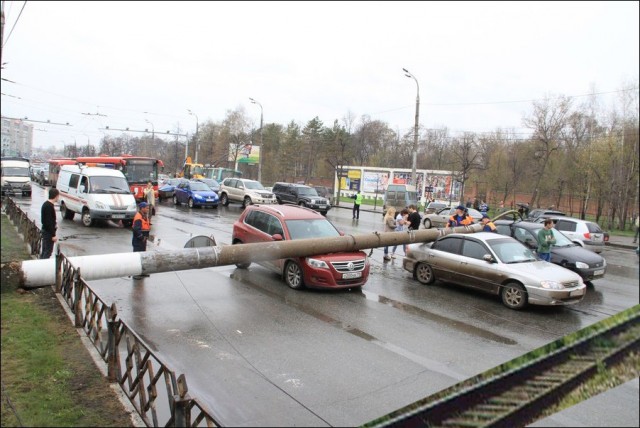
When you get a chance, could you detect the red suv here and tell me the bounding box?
[232,204,370,290]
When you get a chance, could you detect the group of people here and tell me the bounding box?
[382,204,422,261]
[39,181,157,281]
[380,203,498,263]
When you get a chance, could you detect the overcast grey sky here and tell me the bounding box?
[1,1,638,150]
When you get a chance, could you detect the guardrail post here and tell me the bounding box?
[174,374,190,427]
[106,303,119,382]
[54,247,63,293]
[73,268,83,327]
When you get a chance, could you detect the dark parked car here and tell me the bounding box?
[157,178,187,201]
[232,204,370,290]
[494,219,606,282]
[402,232,586,310]
[272,182,331,215]
[195,178,220,194]
[525,209,566,222]
[173,180,219,208]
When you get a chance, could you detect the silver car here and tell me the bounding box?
[423,207,483,229]
[402,232,586,310]
[549,217,605,253]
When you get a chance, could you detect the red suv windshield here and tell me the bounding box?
[285,219,340,239]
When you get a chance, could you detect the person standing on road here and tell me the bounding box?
[392,208,409,257]
[383,207,397,261]
[143,181,156,221]
[352,190,363,219]
[40,188,60,259]
[132,202,151,279]
[481,213,497,232]
[446,205,473,229]
[633,215,639,243]
[537,219,556,262]
[407,204,421,231]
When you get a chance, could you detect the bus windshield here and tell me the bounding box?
[123,161,156,183]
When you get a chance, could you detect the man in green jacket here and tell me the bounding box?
[537,219,556,262]
[352,190,363,219]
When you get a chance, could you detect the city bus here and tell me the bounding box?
[75,155,164,201]
[48,158,77,188]
[202,166,242,182]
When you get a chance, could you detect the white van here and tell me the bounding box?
[57,165,137,227]
[1,157,32,197]
[382,184,418,217]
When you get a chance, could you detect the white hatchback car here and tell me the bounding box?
[550,217,606,253]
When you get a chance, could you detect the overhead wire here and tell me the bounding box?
[2,1,27,48]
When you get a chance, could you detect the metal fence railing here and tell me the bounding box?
[2,197,220,427]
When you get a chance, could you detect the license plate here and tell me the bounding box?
[342,272,362,279]
[594,269,605,276]
[570,289,584,297]
[112,215,125,219]
[206,199,213,201]
[319,205,326,208]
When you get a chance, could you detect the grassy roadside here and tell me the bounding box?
[1,213,135,427]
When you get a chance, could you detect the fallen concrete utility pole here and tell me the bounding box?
[20,223,485,288]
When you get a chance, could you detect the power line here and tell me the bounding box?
[2,1,27,48]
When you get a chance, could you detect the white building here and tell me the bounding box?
[1,117,34,157]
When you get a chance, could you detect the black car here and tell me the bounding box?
[525,209,566,222]
[271,182,331,215]
[195,178,220,195]
[494,219,606,282]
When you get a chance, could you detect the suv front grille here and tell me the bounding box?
[331,259,366,273]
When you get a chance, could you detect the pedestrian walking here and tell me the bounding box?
[40,188,60,259]
[633,215,639,243]
[352,190,363,219]
[537,219,556,262]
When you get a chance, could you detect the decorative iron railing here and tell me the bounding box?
[2,197,220,427]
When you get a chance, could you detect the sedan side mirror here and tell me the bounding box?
[271,233,284,241]
[483,254,495,263]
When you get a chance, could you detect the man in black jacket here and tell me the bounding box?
[407,204,421,231]
[40,188,60,259]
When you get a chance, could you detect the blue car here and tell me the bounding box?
[158,178,187,201]
[173,180,219,208]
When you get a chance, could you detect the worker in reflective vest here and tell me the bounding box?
[352,190,363,219]
[447,205,473,228]
[132,202,151,252]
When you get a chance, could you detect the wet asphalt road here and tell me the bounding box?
[11,187,640,426]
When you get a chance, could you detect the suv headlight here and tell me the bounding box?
[575,262,589,269]
[306,258,329,269]
[540,280,564,290]
[95,201,107,209]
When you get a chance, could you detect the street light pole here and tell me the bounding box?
[403,68,420,186]
[249,97,263,183]
[187,109,199,163]
[145,119,154,157]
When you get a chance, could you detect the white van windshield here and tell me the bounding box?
[90,177,131,193]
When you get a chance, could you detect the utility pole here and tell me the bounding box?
[249,98,263,182]
[403,68,420,186]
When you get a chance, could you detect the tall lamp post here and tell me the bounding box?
[403,68,420,186]
[187,109,199,163]
[145,119,154,157]
[249,97,263,183]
